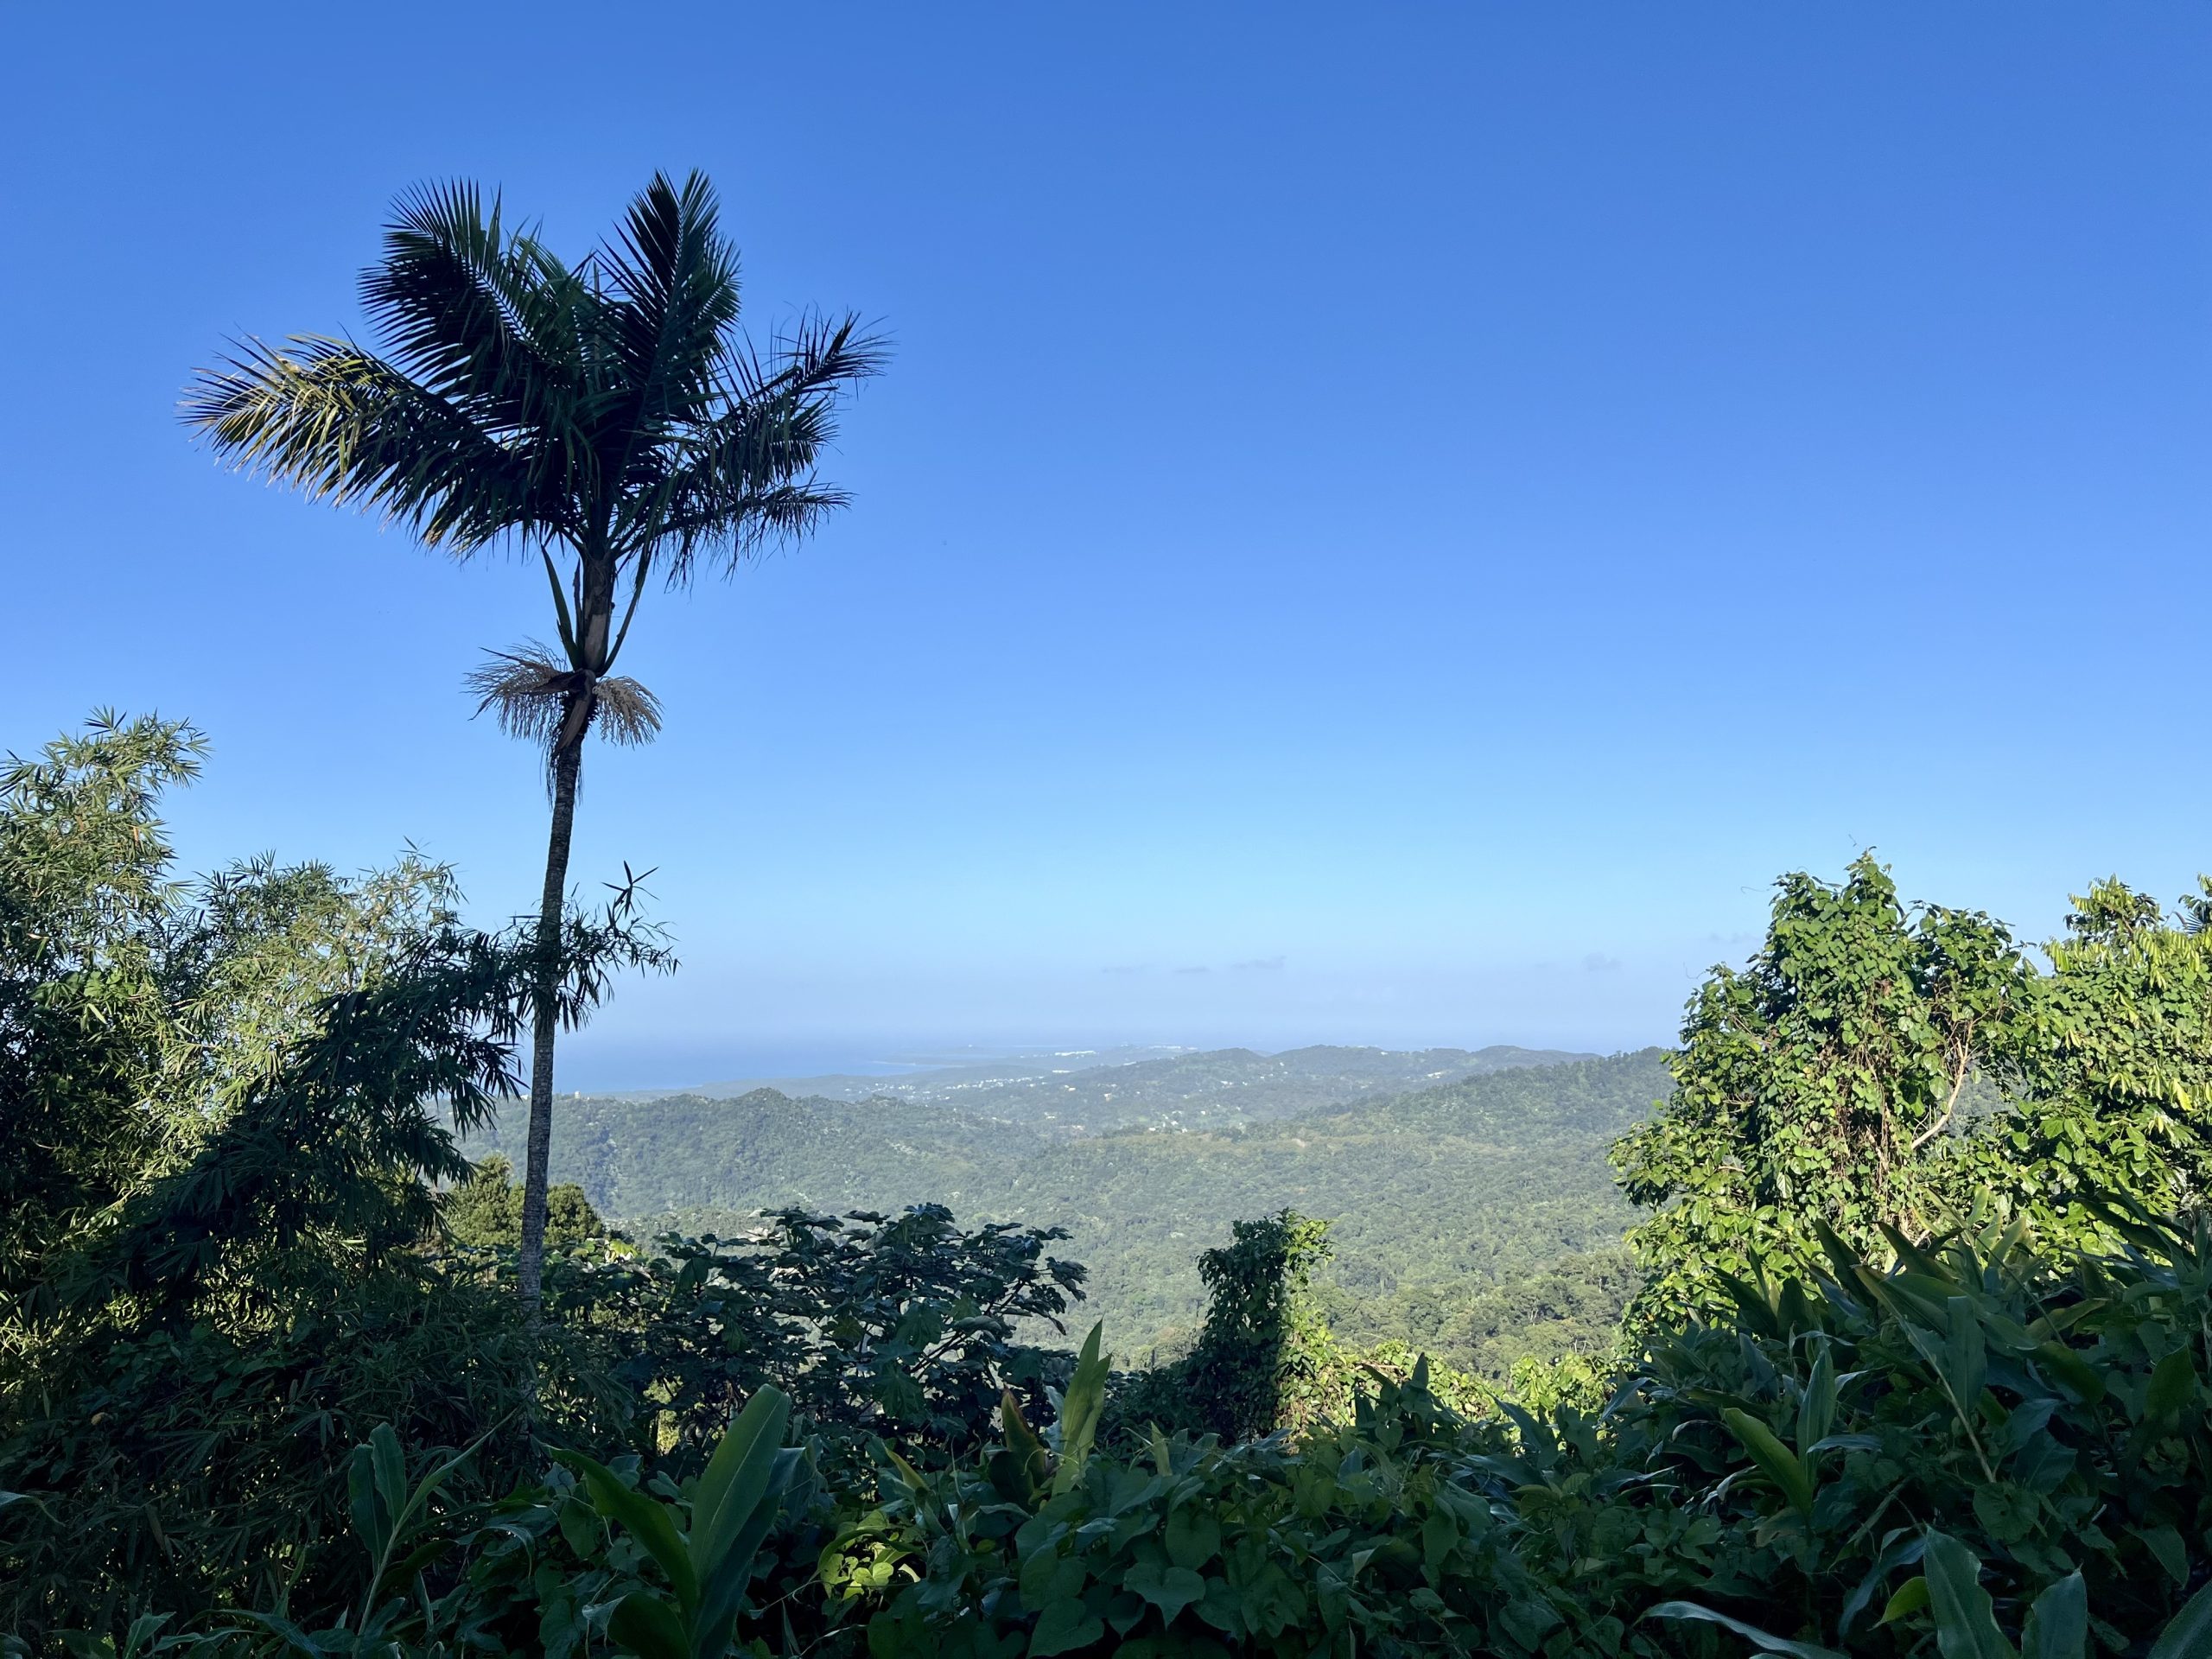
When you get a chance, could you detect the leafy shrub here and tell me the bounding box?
[537,1204,1088,1478]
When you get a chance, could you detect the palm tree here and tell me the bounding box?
[186,173,883,1314]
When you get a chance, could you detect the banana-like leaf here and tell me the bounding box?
[692,1386,791,1577]
[1643,1600,1845,1659]
[1798,1346,1838,1452]
[239,1611,327,1656]
[1723,1407,1815,1516]
[1713,1270,1783,1339]
[1879,1224,1953,1282]
[2021,1572,2086,1659]
[347,1425,405,1566]
[1052,1324,1109,1496]
[1880,1578,1930,1625]
[1923,1529,2016,1659]
[2148,1577,2212,1659]
[1001,1389,1052,1498]
[1946,1298,1988,1408]
[608,1590,692,1659]
[2144,1350,2197,1425]
[691,1446,801,1657]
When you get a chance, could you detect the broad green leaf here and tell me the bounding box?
[2035,1341,2105,1405]
[692,1385,791,1575]
[369,1421,407,1535]
[239,1611,327,1656]
[2148,1578,2212,1659]
[346,1444,386,1564]
[1946,1298,1988,1409]
[2135,1526,2188,1586]
[607,1590,690,1659]
[1020,1549,1084,1613]
[2144,1350,2197,1423]
[1643,1600,1846,1659]
[1419,1507,1457,1575]
[1923,1529,2016,1659]
[1797,1346,1838,1452]
[1123,1562,1206,1623]
[1028,1598,1103,1657]
[1052,1324,1109,1496]
[1723,1407,1815,1516]
[1880,1579,1930,1625]
[1166,1505,1221,1570]
[2021,1573,2086,1659]
[694,1446,802,1655]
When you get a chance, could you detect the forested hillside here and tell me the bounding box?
[14,711,2212,1659]
[624,1040,1590,1128]
[465,1049,1671,1369]
[900,1042,1592,1132]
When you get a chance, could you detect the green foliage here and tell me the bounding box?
[1617,855,2212,1325]
[1318,1245,1642,1382]
[556,1387,802,1659]
[824,1205,2212,1659]
[0,714,205,1305]
[1112,1211,1340,1442]
[14,730,2212,1659]
[556,1204,1088,1478]
[0,1267,572,1640]
[468,1050,1675,1367]
[443,1154,607,1252]
[870,1043,1596,1135]
[0,718,657,1643]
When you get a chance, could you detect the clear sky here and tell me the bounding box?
[7,5,2209,1087]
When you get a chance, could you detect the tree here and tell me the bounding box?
[185,173,883,1312]
[1613,857,2032,1323]
[0,713,204,1304]
[442,1153,607,1252]
[1615,855,2212,1326]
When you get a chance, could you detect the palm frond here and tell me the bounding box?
[183,339,553,550]
[598,171,743,437]
[365,182,591,435]
[644,310,887,579]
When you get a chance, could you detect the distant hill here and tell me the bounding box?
[912,1043,1593,1133]
[467,1046,1672,1372]
[614,1045,1192,1107]
[478,1090,1046,1220]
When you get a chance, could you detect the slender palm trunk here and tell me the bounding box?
[518,734,584,1321]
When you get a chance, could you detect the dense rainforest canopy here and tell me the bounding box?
[5,715,2212,1659]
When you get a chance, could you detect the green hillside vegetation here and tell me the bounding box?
[900,1042,1593,1132]
[623,1045,1193,1106]
[632,1043,1589,1126]
[462,1050,1670,1370]
[9,709,2212,1659]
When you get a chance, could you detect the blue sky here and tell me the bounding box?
[7,5,2209,1086]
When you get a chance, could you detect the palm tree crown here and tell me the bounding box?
[187,170,882,753]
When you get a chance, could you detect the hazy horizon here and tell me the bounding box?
[554,1030,1624,1096]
